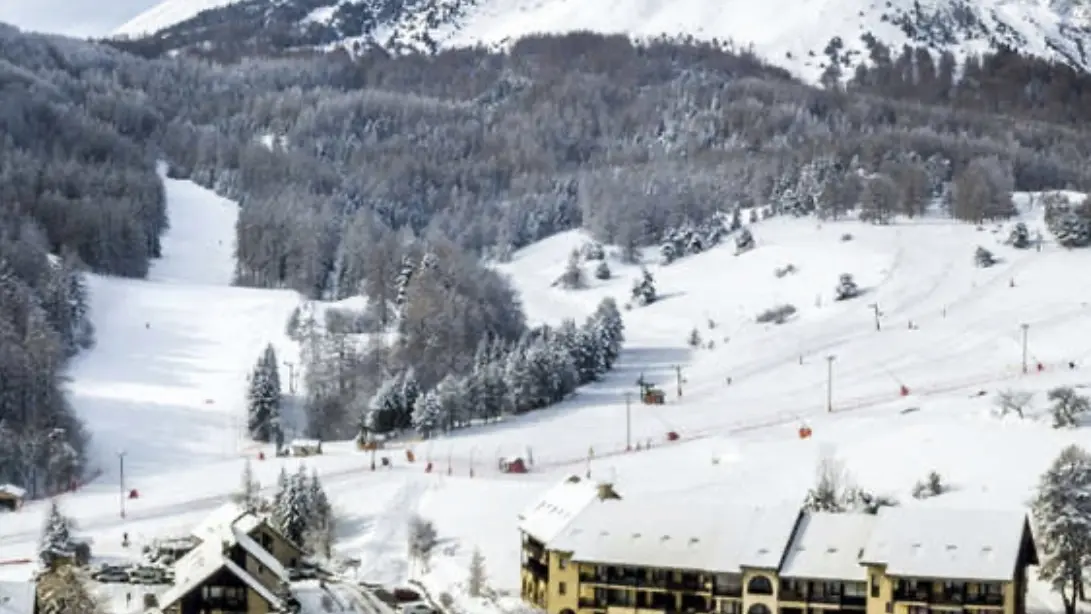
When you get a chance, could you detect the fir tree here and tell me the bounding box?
[233,459,261,513]
[631,268,657,306]
[304,469,333,558]
[412,389,442,437]
[271,467,290,520]
[467,546,487,598]
[558,249,586,289]
[1032,445,1091,614]
[247,344,282,442]
[35,566,104,614]
[274,465,311,546]
[400,368,420,430]
[593,260,611,280]
[38,500,73,569]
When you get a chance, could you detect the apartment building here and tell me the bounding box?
[518,477,1038,614]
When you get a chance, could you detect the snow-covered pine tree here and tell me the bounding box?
[660,242,676,265]
[594,260,611,280]
[261,344,282,399]
[399,368,420,430]
[275,465,312,546]
[974,246,996,268]
[234,459,262,512]
[272,467,290,520]
[558,249,586,289]
[1032,445,1091,614]
[735,227,755,254]
[467,546,487,598]
[631,268,656,306]
[366,373,404,434]
[1009,222,1030,249]
[247,345,282,443]
[394,255,416,320]
[407,515,439,577]
[834,273,860,301]
[412,388,442,437]
[38,500,73,569]
[304,468,333,558]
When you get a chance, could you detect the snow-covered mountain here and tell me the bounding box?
[112,0,1091,81]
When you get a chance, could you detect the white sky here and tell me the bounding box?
[0,0,160,37]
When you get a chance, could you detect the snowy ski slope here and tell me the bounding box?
[2,173,1090,614]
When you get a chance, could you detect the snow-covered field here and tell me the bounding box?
[2,171,1090,614]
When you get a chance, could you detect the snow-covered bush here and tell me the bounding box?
[774,263,797,278]
[687,328,702,348]
[994,389,1033,418]
[556,250,586,289]
[735,228,755,254]
[594,261,611,280]
[1008,222,1030,249]
[581,241,605,261]
[834,273,859,301]
[911,471,948,499]
[1043,193,1091,248]
[1048,387,1090,428]
[631,268,657,306]
[755,304,797,325]
[974,246,996,268]
[840,233,853,242]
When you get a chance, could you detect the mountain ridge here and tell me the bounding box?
[111,0,1091,81]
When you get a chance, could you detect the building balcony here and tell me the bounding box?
[779,589,806,603]
[524,557,548,578]
[893,589,932,603]
[809,593,844,605]
[965,593,1005,608]
[711,585,742,599]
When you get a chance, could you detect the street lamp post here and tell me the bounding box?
[118,451,127,519]
[826,355,836,413]
[1021,323,1030,374]
[624,392,632,451]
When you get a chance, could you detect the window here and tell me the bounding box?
[845,582,866,597]
[558,557,567,570]
[870,575,880,598]
[559,582,567,595]
[746,604,770,614]
[746,575,773,595]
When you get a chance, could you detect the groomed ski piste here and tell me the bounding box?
[2,170,1090,614]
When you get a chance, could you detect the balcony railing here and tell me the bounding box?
[779,589,806,602]
[524,557,547,578]
[894,589,1004,607]
[712,585,743,598]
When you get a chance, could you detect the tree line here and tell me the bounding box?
[5,21,1091,495]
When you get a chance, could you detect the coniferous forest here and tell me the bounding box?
[4,20,1091,491]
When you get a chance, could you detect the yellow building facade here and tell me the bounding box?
[518,477,1038,614]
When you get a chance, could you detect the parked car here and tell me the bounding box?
[91,566,131,583]
[128,566,169,585]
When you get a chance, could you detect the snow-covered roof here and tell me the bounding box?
[159,540,284,611]
[0,581,34,614]
[861,507,1029,581]
[518,475,601,544]
[190,501,262,541]
[779,512,877,581]
[548,492,801,572]
[0,484,26,498]
[189,502,288,582]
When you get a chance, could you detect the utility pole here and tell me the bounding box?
[674,365,683,398]
[868,303,881,331]
[118,451,127,519]
[1021,323,1030,374]
[282,360,296,394]
[826,356,836,413]
[624,392,633,451]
